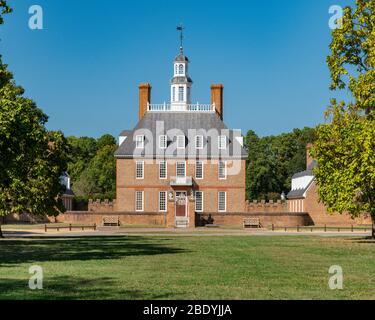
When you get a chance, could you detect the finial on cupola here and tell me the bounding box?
[177,23,185,54]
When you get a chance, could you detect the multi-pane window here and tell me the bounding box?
[195,135,204,149]
[176,161,186,177]
[135,191,144,212]
[179,64,184,75]
[218,161,227,180]
[136,161,144,179]
[195,191,203,212]
[172,87,176,102]
[178,86,184,101]
[218,135,227,149]
[159,160,167,179]
[218,192,227,212]
[159,191,167,212]
[177,135,185,149]
[136,135,144,149]
[195,161,203,179]
[159,135,167,149]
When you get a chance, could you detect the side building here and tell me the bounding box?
[287,145,371,226]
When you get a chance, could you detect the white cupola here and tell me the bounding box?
[170,25,193,109]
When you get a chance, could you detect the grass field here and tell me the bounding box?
[1,235,375,300]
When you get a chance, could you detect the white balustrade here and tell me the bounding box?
[147,103,215,112]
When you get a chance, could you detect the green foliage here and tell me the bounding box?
[245,127,316,200]
[312,105,375,216]
[327,0,375,115]
[67,135,117,201]
[312,0,375,233]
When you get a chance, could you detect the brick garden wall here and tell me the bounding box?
[198,212,312,228]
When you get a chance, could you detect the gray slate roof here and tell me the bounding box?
[115,112,248,159]
[174,53,189,62]
[287,160,317,199]
[171,76,193,84]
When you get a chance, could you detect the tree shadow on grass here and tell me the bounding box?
[344,237,375,244]
[0,236,188,266]
[0,275,178,300]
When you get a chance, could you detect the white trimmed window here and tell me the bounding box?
[218,192,227,212]
[177,135,185,149]
[178,86,184,101]
[136,161,144,179]
[136,135,145,149]
[159,191,167,212]
[195,161,204,179]
[195,135,204,149]
[159,135,167,149]
[135,191,144,212]
[159,160,167,179]
[218,135,227,149]
[176,161,186,178]
[195,191,203,212]
[179,64,184,75]
[218,161,227,180]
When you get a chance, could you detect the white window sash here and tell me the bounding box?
[219,161,227,180]
[218,192,227,212]
[176,161,186,178]
[159,135,167,149]
[195,135,204,150]
[159,161,167,179]
[218,135,227,150]
[136,161,144,179]
[177,135,185,149]
[135,191,144,212]
[195,161,204,179]
[195,191,204,212]
[136,135,145,149]
[159,191,167,212]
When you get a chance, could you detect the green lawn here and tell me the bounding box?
[1,235,374,300]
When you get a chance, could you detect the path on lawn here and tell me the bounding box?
[2,227,371,238]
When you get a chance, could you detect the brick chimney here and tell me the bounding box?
[139,83,151,120]
[211,84,224,120]
[306,143,314,169]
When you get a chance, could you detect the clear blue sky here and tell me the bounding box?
[1,0,354,138]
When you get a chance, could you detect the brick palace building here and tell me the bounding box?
[114,43,248,228]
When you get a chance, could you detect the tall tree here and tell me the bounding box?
[312,0,375,237]
[0,3,69,237]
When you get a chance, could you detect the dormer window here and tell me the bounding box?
[218,135,227,150]
[195,135,204,149]
[178,64,184,74]
[159,135,167,149]
[177,135,186,149]
[136,135,145,149]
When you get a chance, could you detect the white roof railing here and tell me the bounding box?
[147,102,215,112]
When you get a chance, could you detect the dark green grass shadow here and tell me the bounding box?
[0,276,177,300]
[0,236,188,266]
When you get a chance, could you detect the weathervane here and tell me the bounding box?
[177,23,185,53]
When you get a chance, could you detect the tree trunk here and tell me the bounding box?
[371,213,375,240]
[0,222,3,239]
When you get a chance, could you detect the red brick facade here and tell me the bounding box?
[115,158,247,228]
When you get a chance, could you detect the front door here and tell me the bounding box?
[175,191,188,228]
[175,192,187,217]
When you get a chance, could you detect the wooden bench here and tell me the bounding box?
[102,216,120,227]
[243,218,261,229]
